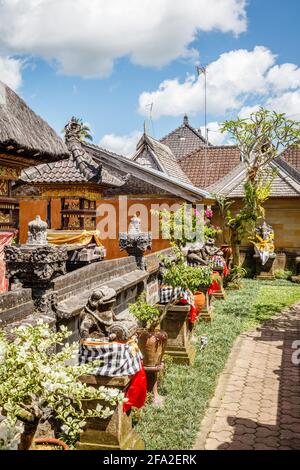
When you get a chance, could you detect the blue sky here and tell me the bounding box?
[0,0,299,154]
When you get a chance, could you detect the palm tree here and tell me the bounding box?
[62,117,93,142]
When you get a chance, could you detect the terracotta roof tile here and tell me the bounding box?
[178,145,241,188]
[280,146,300,172]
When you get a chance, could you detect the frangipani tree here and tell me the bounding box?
[219,108,300,266]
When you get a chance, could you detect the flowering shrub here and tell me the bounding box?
[0,321,124,448]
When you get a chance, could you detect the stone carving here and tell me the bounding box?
[5,217,68,313]
[27,215,48,246]
[185,237,224,266]
[119,215,152,270]
[64,116,82,143]
[79,286,137,342]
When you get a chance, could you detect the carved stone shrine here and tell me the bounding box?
[4,216,67,312]
[119,215,152,270]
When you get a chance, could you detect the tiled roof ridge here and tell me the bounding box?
[67,138,101,182]
[160,120,206,145]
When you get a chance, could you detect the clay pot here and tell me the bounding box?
[194,291,206,312]
[138,329,168,367]
[32,438,69,450]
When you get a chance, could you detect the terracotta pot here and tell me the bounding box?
[138,329,168,367]
[32,438,69,450]
[194,291,206,312]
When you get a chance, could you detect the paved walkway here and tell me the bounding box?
[195,302,300,450]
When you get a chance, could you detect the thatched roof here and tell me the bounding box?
[0,80,69,161]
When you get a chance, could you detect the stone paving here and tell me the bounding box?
[194,302,300,450]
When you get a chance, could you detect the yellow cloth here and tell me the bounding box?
[47,230,103,247]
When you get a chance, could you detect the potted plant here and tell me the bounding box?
[129,293,167,368]
[0,322,124,450]
[162,261,214,312]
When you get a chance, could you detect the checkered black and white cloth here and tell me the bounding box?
[159,286,194,306]
[79,338,143,377]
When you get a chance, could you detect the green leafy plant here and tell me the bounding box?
[162,262,213,292]
[224,265,247,289]
[274,269,293,280]
[129,293,161,330]
[0,321,123,448]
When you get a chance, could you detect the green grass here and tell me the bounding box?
[135,279,300,450]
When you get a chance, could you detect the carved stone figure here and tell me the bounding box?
[185,238,224,266]
[79,287,138,342]
[119,215,152,270]
[27,215,48,246]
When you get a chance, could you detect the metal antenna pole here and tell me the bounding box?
[196,65,208,188]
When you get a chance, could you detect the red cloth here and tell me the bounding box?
[223,263,229,277]
[0,231,16,293]
[123,365,147,412]
[178,297,199,324]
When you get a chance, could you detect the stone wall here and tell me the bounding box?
[0,247,169,344]
[0,288,34,327]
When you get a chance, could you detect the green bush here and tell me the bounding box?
[274,269,293,280]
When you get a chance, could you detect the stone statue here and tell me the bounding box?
[27,215,48,246]
[128,214,141,234]
[186,238,224,266]
[119,215,152,270]
[79,286,138,342]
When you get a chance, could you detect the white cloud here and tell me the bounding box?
[0,55,23,90]
[202,122,228,145]
[139,45,300,121]
[267,63,300,91]
[99,130,142,156]
[0,0,247,79]
[139,46,276,118]
[267,91,300,119]
[238,104,261,119]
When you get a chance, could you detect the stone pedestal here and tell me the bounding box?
[76,375,144,451]
[254,254,276,280]
[197,289,214,323]
[4,244,67,312]
[144,363,165,407]
[158,304,195,365]
[211,268,226,300]
[4,216,68,313]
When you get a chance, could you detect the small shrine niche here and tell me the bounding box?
[61,197,97,230]
[0,170,20,230]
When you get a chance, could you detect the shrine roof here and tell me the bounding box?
[129,132,192,184]
[160,115,207,160]
[20,138,124,187]
[208,157,300,198]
